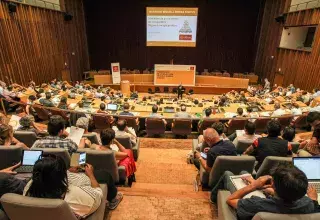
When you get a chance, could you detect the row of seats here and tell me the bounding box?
[0,146,126,184]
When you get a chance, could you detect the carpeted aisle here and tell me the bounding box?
[106,138,217,220]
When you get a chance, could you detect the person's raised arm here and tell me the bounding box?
[113,139,127,153]
[85,164,100,188]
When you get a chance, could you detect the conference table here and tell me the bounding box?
[93,74,251,94]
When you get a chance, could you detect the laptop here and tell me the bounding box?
[293,157,320,201]
[14,150,43,173]
[107,103,118,112]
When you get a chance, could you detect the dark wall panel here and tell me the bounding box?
[84,0,263,73]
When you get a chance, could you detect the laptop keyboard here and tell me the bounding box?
[15,166,33,173]
[310,182,320,192]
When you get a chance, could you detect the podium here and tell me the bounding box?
[121,80,131,96]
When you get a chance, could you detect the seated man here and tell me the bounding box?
[31,115,85,154]
[174,104,191,118]
[148,105,167,125]
[119,102,134,116]
[39,92,55,107]
[194,128,237,172]
[212,164,316,219]
[198,108,214,128]
[198,122,228,147]
[114,119,137,147]
[244,120,292,170]
[232,121,261,146]
[271,103,285,117]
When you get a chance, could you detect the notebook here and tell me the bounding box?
[230,174,266,199]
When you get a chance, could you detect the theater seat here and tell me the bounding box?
[14,131,38,148]
[93,114,111,129]
[235,139,254,155]
[0,146,23,170]
[255,156,292,178]
[77,149,126,184]
[33,105,51,121]
[198,119,218,134]
[118,116,139,132]
[115,136,140,161]
[226,119,248,135]
[172,119,192,136]
[1,184,107,220]
[31,148,71,168]
[146,118,166,136]
[217,191,320,220]
[201,155,256,187]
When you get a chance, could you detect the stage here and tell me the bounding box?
[91,74,254,94]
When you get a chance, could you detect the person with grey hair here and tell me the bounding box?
[17,115,41,135]
[76,117,100,146]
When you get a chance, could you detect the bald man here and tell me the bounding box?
[195,128,237,172]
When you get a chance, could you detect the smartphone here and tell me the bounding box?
[79,152,86,166]
[200,152,207,159]
[71,152,86,169]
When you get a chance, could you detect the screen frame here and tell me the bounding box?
[146,7,198,47]
[293,157,320,181]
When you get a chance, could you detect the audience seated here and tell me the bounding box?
[281,126,295,142]
[119,102,134,116]
[231,121,261,146]
[244,120,292,170]
[272,103,286,117]
[96,128,136,178]
[0,124,28,149]
[23,156,122,215]
[39,92,55,107]
[148,105,167,125]
[17,115,41,135]
[114,119,137,147]
[194,128,236,172]
[57,97,69,110]
[31,115,85,154]
[76,117,100,146]
[174,104,191,118]
[25,95,37,116]
[214,164,317,219]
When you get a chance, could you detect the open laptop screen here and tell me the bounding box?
[293,157,320,181]
[22,150,42,166]
[107,104,118,111]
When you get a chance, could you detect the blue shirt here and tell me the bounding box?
[206,140,237,168]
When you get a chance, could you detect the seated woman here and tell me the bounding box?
[17,115,41,135]
[76,117,100,147]
[0,124,28,149]
[95,128,136,180]
[23,156,123,216]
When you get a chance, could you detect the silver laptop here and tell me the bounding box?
[293,157,320,202]
[14,150,43,173]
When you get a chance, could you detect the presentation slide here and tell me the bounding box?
[146,7,198,47]
[154,64,196,86]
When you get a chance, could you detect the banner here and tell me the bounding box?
[111,63,121,84]
[154,64,196,86]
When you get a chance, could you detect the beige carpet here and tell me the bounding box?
[105,138,217,220]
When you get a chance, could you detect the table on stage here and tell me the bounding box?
[93,74,250,94]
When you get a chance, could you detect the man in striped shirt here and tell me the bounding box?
[32,115,85,154]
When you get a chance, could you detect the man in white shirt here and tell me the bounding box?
[114,119,137,146]
[233,121,261,147]
[272,103,286,117]
[174,105,191,118]
[291,103,302,116]
[148,105,167,125]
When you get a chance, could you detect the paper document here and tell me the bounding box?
[66,126,84,146]
[230,174,266,199]
[236,130,245,137]
[9,115,21,130]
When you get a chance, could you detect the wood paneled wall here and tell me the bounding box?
[255,0,320,90]
[0,0,89,86]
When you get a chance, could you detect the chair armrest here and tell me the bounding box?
[200,164,209,186]
[217,191,237,220]
[192,139,199,152]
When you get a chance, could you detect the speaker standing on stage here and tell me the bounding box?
[177,83,185,99]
